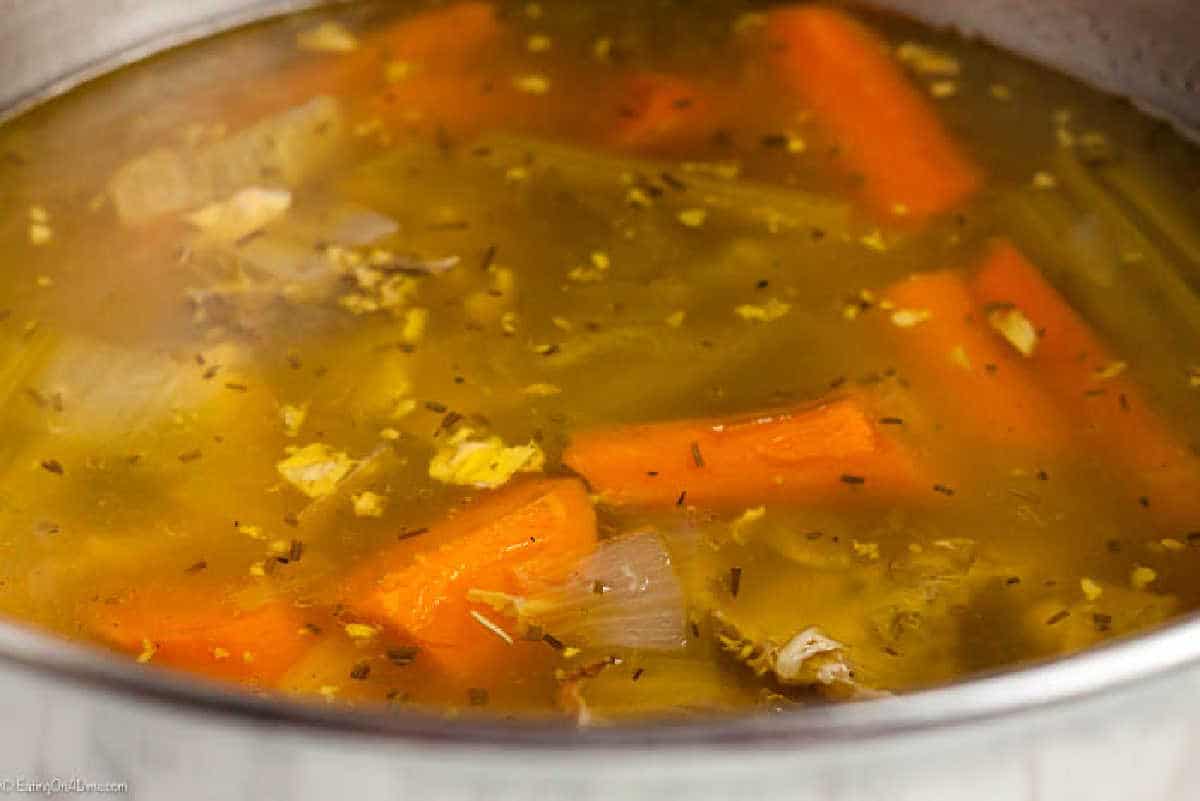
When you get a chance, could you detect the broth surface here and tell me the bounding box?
[1,0,1199,720]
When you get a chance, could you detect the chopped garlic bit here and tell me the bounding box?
[677,208,708,228]
[240,523,265,540]
[297,21,359,53]
[989,83,1013,101]
[730,506,767,545]
[987,305,1039,356]
[28,223,53,245]
[1080,577,1104,601]
[277,443,356,498]
[27,207,52,245]
[891,308,932,328]
[929,80,958,99]
[896,42,961,77]
[1095,361,1128,380]
[344,622,379,640]
[137,638,158,664]
[385,60,413,83]
[522,383,562,397]
[401,307,429,344]
[428,427,544,489]
[860,229,888,252]
[852,540,880,560]
[186,187,291,242]
[593,36,613,60]
[527,33,552,52]
[513,74,551,95]
[735,298,791,323]
[1131,565,1158,590]
[1188,366,1200,388]
[1032,171,1058,190]
[949,344,973,370]
[681,161,741,181]
[249,561,266,577]
[664,310,686,328]
[280,402,308,438]
[567,255,607,283]
[345,490,387,519]
[773,627,848,683]
[351,490,386,518]
[500,311,519,335]
[212,646,231,660]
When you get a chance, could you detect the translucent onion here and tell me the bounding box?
[473,531,687,651]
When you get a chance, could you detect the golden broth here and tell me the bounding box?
[0,0,1198,720]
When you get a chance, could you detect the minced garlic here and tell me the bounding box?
[735,298,791,322]
[428,427,544,489]
[351,490,386,518]
[1131,565,1158,590]
[280,402,308,438]
[988,306,1039,356]
[276,443,356,498]
[296,21,359,53]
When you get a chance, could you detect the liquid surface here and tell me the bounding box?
[0,0,1199,721]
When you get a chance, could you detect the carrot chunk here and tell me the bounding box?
[344,478,597,675]
[607,73,720,154]
[89,591,309,686]
[882,269,1069,450]
[365,1,500,72]
[765,5,981,221]
[237,3,506,129]
[970,239,1200,528]
[562,395,926,508]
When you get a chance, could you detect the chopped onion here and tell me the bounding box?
[185,187,291,242]
[326,206,399,246]
[474,531,686,651]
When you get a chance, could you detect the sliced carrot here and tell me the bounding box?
[221,3,506,130]
[88,590,309,686]
[765,5,982,222]
[882,269,1069,451]
[364,1,500,72]
[970,239,1200,528]
[562,394,927,508]
[606,73,721,154]
[344,478,597,676]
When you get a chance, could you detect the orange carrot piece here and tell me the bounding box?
[765,5,982,222]
[970,239,1200,527]
[607,73,720,153]
[562,394,927,508]
[364,1,500,72]
[224,3,505,128]
[89,592,309,686]
[344,478,597,676]
[882,269,1069,450]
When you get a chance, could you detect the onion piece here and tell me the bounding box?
[472,531,686,651]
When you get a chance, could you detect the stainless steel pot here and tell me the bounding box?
[1,2,1199,799]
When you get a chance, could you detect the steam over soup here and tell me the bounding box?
[1,0,1199,722]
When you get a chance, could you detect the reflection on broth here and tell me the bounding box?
[0,0,1198,722]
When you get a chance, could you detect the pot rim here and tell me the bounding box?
[3,607,1200,748]
[4,0,1200,752]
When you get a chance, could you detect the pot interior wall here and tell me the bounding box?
[0,0,1198,134]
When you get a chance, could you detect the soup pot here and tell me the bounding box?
[1,2,1199,799]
